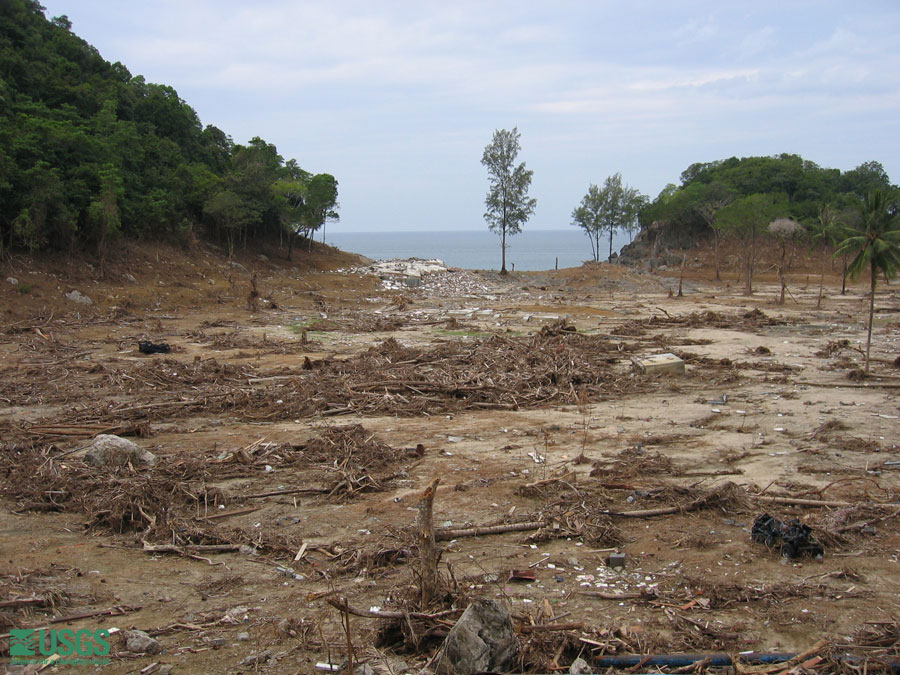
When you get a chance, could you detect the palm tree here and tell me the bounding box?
[834,190,900,372]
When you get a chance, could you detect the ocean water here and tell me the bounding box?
[324,228,632,271]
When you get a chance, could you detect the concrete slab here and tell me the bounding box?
[632,353,685,375]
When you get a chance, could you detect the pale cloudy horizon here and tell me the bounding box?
[39,1,900,232]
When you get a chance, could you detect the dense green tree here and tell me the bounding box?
[571,183,604,261]
[572,174,645,261]
[834,190,900,372]
[0,0,337,256]
[715,193,788,294]
[304,173,339,243]
[481,127,536,274]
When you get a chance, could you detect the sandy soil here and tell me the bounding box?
[1,240,899,674]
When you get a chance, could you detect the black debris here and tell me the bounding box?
[138,341,171,354]
[751,513,824,559]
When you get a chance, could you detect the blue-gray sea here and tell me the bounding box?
[324,228,632,271]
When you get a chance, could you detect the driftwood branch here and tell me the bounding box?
[324,596,463,622]
[51,605,141,623]
[0,596,53,609]
[518,622,584,634]
[756,496,900,509]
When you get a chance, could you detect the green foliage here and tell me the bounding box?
[643,154,895,243]
[834,190,900,371]
[572,174,646,261]
[481,127,537,273]
[0,0,338,255]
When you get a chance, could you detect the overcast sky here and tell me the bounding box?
[40,1,900,232]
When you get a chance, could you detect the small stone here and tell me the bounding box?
[125,629,161,655]
[239,650,272,666]
[158,666,174,675]
[124,273,137,283]
[569,657,592,674]
[237,632,251,641]
[7,277,18,286]
[608,552,626,568]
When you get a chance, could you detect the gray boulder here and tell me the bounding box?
[83,434,156,468]
[124,629,161,655]
[431,597,516,675]
[65,289,93,305]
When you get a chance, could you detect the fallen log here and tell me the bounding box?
[435,521,546,541]
[756,496,899,509]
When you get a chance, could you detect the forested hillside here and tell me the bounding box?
[0,0,336,262]
[638,154,895,245]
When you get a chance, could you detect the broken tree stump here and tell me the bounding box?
[418,477,441,607]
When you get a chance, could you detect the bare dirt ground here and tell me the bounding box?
[1,240,899,674]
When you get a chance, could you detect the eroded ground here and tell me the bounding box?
[2,243,900,674]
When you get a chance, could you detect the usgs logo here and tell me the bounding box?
[10,628,111,663]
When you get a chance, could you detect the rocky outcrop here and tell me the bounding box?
[619,220,708,270]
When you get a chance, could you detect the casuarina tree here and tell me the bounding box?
[481,127,536,274]
[834,189,900,372]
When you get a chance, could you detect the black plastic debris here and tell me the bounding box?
[751,513,823,559]
[138,341,171,354]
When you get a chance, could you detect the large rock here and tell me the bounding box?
[431,597,516,675]
[83,434,156,468]
[65,289,93,305]
[124,629,161,655]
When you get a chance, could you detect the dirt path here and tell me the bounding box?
[2,244,899,673]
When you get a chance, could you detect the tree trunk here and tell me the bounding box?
[841,257,848,294]
[713,231,721,282]
[500,227,508,274]
[744,248,753,295]
[816,247,826,309]
[865,264,876,372]
[608,227,614,261]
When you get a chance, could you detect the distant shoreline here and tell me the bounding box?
[325,228,632,272]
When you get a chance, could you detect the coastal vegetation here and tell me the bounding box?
[0,0,337,262]
[2,0,897,290]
